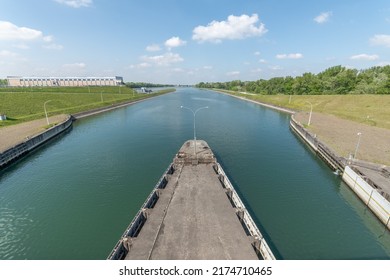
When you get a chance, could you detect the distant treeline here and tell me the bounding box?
[126,82,175,88]
[0,79,7,87]
[196,65,390,95]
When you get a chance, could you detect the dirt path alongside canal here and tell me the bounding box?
[0,114,68,153]
[294,111,390,166]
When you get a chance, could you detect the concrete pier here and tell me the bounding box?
[108,140,275,260]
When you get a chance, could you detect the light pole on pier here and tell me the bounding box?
[305,101,313,126]
[44,100,52,126]
[181,106,209,156]
[354,132,362,159]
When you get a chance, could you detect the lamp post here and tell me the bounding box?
[354,132,362,159]
[181,106,209,156]
[305,101,313,126]
[44,100,52,125]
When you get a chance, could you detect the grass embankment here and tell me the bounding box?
[0,87,175,127]
[218,90,390,130]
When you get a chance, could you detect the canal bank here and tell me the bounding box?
[213,89,390,231]
[71,93,172,119]
[0,90,175,170]
[0,115,73,169]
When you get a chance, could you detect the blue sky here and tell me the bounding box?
[0,0,389,84]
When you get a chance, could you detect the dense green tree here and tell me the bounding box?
[195,65,390,95]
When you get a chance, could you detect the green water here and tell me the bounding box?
[0,88,389,259]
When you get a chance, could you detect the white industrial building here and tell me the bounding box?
[6,76,124,87]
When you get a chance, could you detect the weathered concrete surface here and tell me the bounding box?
[353,166,390,201]
[124,140,258,260]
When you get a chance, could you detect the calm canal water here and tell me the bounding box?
[0,88,389,259]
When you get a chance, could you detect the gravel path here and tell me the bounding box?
[294,111,390,166]
[0,114,68,152]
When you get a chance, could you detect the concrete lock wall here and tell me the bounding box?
[289,115,319,152]
[0,116,73,169]
[343,166,390,230]
[290,115,347,172]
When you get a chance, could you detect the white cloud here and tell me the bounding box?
[251,68,263,73]
[0,21,46,41]
[226,71,240,76]
[370,34,390,47]
[0,50,18,57]
[350,54,379,61]
[276,53,303,59]
[141,52,183,66]
[55,0,92,8]
[13,44,30,50]
[43,44,64,50]
[314,11,332,24]
[43,35,54,43]
[192,14,267,43]
[203,66,213,70]
[146,44,161,52]
[129,62,151,69]
[165,36,187,49]
[63,62,86,68]
[254,51,261,56]
[259,59,267,63]
[172,67,185,73]
[377,61,390,66]
[269,65,283,70]
[138,62,151,68]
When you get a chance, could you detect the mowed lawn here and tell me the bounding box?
[0,86,167,127]
[230,92,390,130]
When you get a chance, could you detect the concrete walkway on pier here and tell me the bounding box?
[124,140,258,260]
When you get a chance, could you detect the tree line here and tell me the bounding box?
[196,65,390,95]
